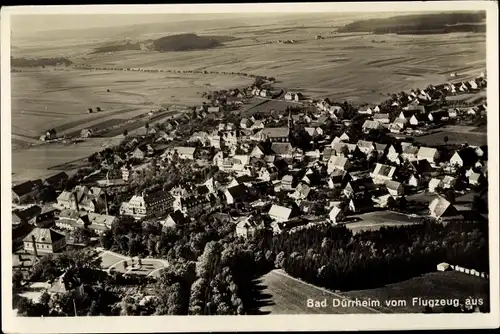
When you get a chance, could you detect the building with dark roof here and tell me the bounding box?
[23,228,66,254]
[12,180,43,203]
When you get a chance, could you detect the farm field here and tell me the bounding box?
[258,269,379,314]
[74,31,485,105]
[341,271,489,313]
[11,137,123,182]
[11,69,249,139]
[346,210,424,234]
[415,127,487,147]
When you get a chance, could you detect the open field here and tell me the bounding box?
[415,127,487,147]
[346,210,424,234]
[258,269,379,314]
[11,69,250,139]
[11,137,123,182]
[341,271,489,313]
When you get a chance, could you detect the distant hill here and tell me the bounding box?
[337,12,486,35]
[91,33,234,53]
[11,56,72,67]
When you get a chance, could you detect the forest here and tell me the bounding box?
[11,56,73,67]
[256,220,488,292]
[338,12,486,34]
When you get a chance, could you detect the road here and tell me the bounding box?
[258,269,380,314]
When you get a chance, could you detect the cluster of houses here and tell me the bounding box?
[13,73,488,254]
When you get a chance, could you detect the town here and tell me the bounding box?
[12,69,489,316]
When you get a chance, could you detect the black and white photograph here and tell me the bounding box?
[1,2,499,332]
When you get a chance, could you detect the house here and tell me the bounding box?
[327,156,352,173]
[339,132,350,142]
[385,180,404,197]
[258,166,278,181]
[437,262,451,272]
[235,215,258,239]
[448,109,458,119]
[343,179,375,198]
[409,159,434,178]
[43,172,69,190]
[177,195,214,216]
[207,131,221,149]
[221,155,250,173]
[172,146,197,160]
[268,204,298,222]
[29,206,58,227]
[417,147,439,165]
[407,174,420,187]
[390,118,408,133]
[162,210,189,228]
[373,113,390,124]
[428,178,443,193]
[441,175,456,189]
[224,184,250,205]
[188,131,209,146]
[281,175,295,191]
[256,127,290,142]
[285,92,303,102]
[358,106,373,115]
[357,140,375,156]
[207,106,220,113]
[120,191,175,219]
[429,196,460,219]
[80,129,92,138]
[468,172,484,186]
[251,120,265,130]
[362,120,381,132]
[347,197,374,214]
[328,206,344,224]
[370,163,396,184]
[12,205,42,226]
[449,147,478,168]
[23,228,66,254]
[270,142,294,159]
[401,146,419,162]
[12,180,43,203]
[373,193,393,208]
[327,169,349,189]
[386,145,401,164]
[131,146,147,160]
[221,131,238,148]
[398,110,415,121]
[374,143,388,158]
[86,213,115,234]
[331,142,357,157]
[240,118,253,129]
[289,183,311,200]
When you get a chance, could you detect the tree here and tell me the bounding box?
[72,227,91,245]
[444,135,449,144]
[13,270,23,290]
[123,129,128,137]
[145,123,150,136]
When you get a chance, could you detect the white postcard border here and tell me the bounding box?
[1,2,499,332]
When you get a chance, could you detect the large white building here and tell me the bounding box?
[120,191,175,219]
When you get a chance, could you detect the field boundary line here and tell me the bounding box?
[272,269,383,314]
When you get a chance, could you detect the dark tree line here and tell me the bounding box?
[255,221,488,292]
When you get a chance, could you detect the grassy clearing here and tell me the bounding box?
[415,131,487,147]
[341,271,489,313]
[99,252,124,270]
[347,211,424,234]
[259,270,377,314]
